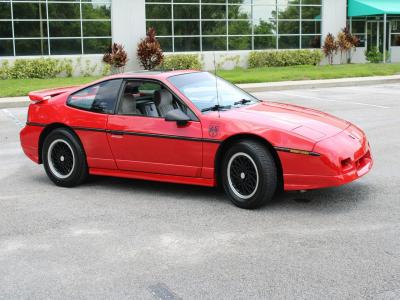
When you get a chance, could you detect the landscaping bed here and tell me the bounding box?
[1,63,400,98]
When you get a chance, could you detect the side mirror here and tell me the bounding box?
[165,109,191,126]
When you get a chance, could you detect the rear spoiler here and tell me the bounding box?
[28,86,80,103]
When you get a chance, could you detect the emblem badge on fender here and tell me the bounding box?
[209,125,219,137]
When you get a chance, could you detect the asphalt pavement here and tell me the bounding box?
[0,84,399,299]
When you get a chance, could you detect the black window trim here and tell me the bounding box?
[66,78,124,115]
[115,78,200,122]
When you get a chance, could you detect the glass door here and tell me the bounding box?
[367,20,390,52]
[367,21,378,51]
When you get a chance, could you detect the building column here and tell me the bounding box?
[112,0,146,71]
[321,0,347,40]
[321,0,347,64]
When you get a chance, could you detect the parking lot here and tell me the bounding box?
[1,84,400,299]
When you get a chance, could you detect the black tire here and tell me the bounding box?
[42,128,88,187]
[221,140,277,209]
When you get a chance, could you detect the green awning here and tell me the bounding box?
[348,0,400,17]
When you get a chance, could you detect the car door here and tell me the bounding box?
[66,79,123,170]
[106,79,203,177]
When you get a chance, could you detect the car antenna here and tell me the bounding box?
[213,51,221,118]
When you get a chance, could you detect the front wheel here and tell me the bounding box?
[221,140,277,209]
[42,128,88,187]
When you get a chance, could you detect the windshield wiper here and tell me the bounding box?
[201,104,231,112]
[233,99,254,106]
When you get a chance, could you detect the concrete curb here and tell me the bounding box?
[1,75,400,109]
[0,96,29,109]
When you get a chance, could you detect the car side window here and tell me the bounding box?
[118,80,198,120]
[118,81,161,117]
[68,79,122,114]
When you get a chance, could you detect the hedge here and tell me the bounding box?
[161,54,202,70]
[248,50,323,68]
[0,58,74,79]
[0,57,109,79]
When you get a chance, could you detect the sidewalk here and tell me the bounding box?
[1,74,400,109]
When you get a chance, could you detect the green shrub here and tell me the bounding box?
[101,64,111,76]
[365,47,384,63]
[9,58,64,79]
[0,61,10,79]
[61,59,73,77]
[162,54,202,70]
[83,59,97,77]
[0,58,69,79]
[0,57,103,79]
[248,50,323,68]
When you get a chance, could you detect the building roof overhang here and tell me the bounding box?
[348,0,400,17]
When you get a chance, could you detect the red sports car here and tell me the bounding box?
[20,70,373,208]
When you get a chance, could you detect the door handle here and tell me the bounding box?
[110,130,124,137]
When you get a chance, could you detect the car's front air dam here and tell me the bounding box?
[282,125,372,191]
[312,125,373,187]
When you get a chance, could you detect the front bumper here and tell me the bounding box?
[282,125,373,191]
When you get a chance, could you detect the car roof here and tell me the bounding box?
[105,69,202,81]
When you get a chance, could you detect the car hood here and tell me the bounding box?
[222,101,350,141]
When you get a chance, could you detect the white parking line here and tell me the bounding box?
[270,91,391,109]
[1,109,24,128]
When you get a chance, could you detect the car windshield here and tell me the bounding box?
[168,72,260,113]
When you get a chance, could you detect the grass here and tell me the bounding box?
[1,63,400,97]
[0,76,100,98]
[217,63,400,84]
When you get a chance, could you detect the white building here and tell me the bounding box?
[0,0,399,70]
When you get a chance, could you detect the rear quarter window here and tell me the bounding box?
[68,79,122,114]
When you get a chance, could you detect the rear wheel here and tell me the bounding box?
[221,140,277,209]
[42,128,88,187]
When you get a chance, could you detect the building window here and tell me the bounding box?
[350,17,400,49]
[0,0,112,57]
[145,0,322,52]
[391,20,400,47]
[350,19,366,48]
